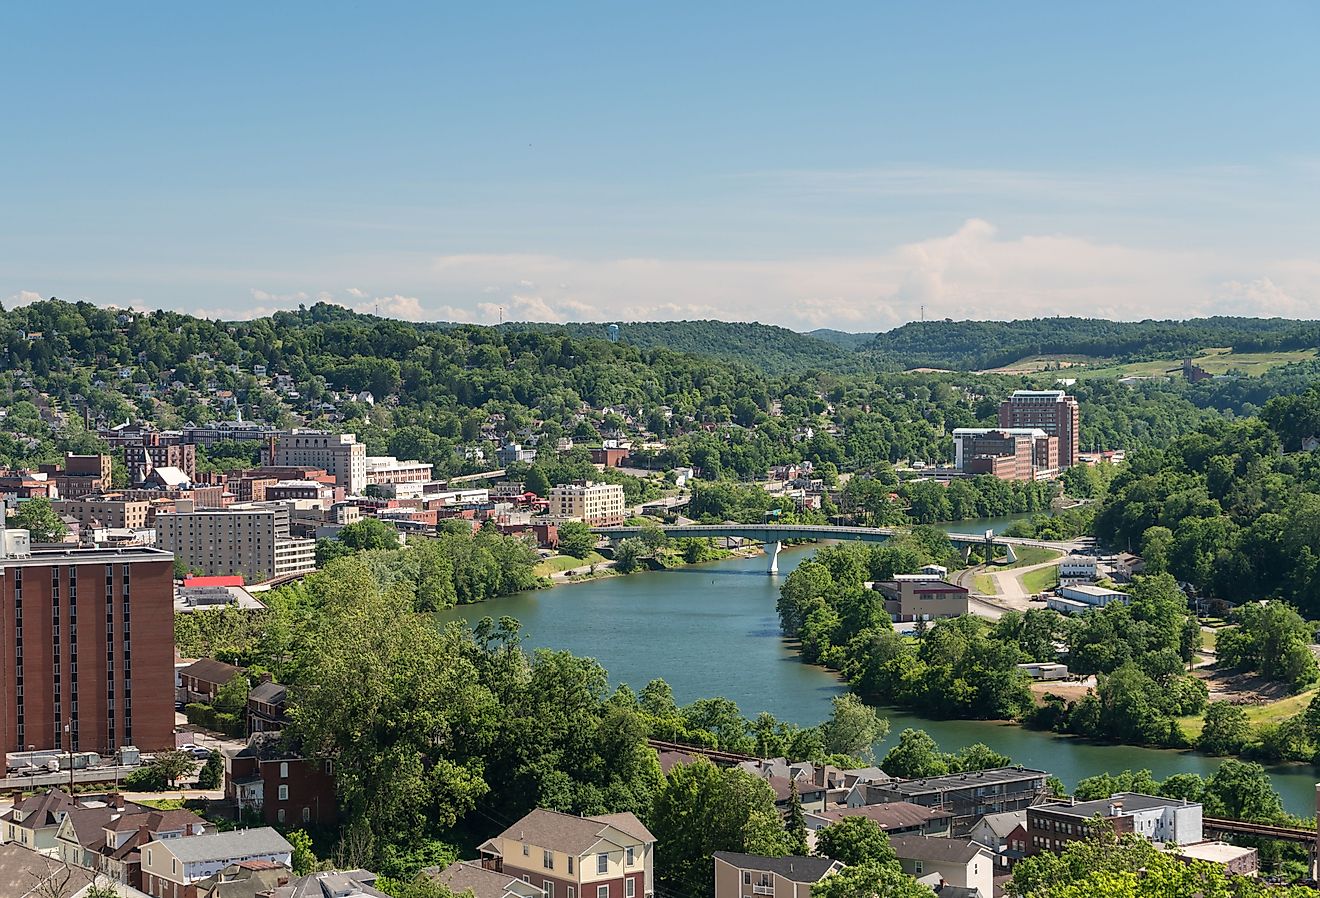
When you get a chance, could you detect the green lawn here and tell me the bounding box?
[973,574,999,595]
[998,547,1062,570]
[534,551,605,576]
[1020,565,1060,594]
[1073,348,1317,381]
[1179,687,1319,741]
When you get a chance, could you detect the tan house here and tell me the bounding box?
[478,808,654,898]
[711,852,842,898]
[889,836,993,898]
[872,576,969,623]
[0,789,77,851]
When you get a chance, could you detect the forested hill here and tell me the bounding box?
[863,317,1320,371]
[806,328,879,350]
[512,320,859,372]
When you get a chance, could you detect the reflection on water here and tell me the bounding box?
[439,521,1319,815]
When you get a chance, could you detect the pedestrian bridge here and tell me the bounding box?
[589,523,1067,573]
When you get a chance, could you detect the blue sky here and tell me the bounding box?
[4,2,1319,329]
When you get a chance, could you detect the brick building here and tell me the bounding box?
[1026,793,1201,856]
[125,434,197,485]
[0,530,176,756]
[224,733,338,827]
[952,428,1059,481]
[997,390,1081,469]
[871,575,969,623]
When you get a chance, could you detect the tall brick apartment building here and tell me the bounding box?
[0,526,175,756]
[998,390,1081,468]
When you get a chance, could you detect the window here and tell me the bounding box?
[914,862,923,875]
[569,889,575,898]
[278,808,286,823]
[302,807,311,823]
[598,888,608,898]
[544,850,554,870]
[626,880,635,898]
[545,883,555,898]
[172,859,178,874]
[278,785,289,801]
[743,873,751,886]
[626,847,634,866]
[524,844,530,857]
[280,762,289,778]
[597,853,608,874]
[568,857,574,874]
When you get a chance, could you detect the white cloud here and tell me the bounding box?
[5,290,44,308]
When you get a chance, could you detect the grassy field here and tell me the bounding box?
[1179,688,1319,741]
[997,546,1062,570]
[979,354,1097,375]
[1073,347,1317,381]
[534,551,605,576]
[973,574,999,595]
[1021,565,1060,594]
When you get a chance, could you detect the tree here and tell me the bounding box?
[814,816,895,866]
[880,729,948,779]
[949,743,1010,772]
[613,538,645,574]
[337,517,401,552]
[1201,759,1284,823]
[12,498,67,543]
[1195,702,1251,756]
[150,750,197,788]
[525,466,552,497]
[197,750,224,788]
[785,780,809,856]
[811,862,929,898]
[820,694,889,762]
[651,759,789,898]
[288,828,319,876]
[557,521,596,559]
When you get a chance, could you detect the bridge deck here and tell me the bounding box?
[590,522,1069,549]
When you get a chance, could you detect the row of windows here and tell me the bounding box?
[525,881,632,898]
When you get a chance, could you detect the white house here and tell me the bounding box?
[140,827,292,897]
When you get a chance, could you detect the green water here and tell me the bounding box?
[438,522,1319,816]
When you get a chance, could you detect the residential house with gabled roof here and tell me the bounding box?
[261,868,389,897]
[179,658,246,703]
[478,808,654,898]
[54,793,207,890]
[806,802,952,838]
[711,852,841,898]
[0,841,151,898]
[430,860,547,898]
[0,788,77,851]
[246,681,288,735]
[889,836,993,898]
[140,827,292,898]
[223,732,337,827]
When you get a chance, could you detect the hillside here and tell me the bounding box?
[516,320,861,372]
[806,328,878,350]
[864,317,1320,371]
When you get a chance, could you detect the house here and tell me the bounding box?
[224,732,338,827]
[806,802,952,838]
[1047,584,1129,615]
[888,836,994,898]
[194,859,289,897]
[0,841,151,898]
[263,869,391,897]
[1026,793,1202,856]
[765,776,829,814]
[868,767,1050,835]
[1164,841,1258,876]
[246,681,289,734]
[871,576,969,623]
[179,658,246,703]
[55,798,208,890]
[967,810,1027,871]
[1114,553,1146,581]
[1,788,77,851]
[431,860,547,898]
[711,852,841,898]
[478,808,655,898]
[140,827,293,898]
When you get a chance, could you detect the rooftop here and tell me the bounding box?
[487,809,654,856]
[712,852,840,884]
[889,835,992,865]
[1034,792,1197,820]
[881,766,1049,796]
[164,826,293,864]
[812,802,951,831]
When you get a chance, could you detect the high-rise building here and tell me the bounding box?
[125,434,197,485]
[997,390,1080,468]
[549,481,627,525]
[262,431,366,494]
[0,525,176,756]
[156,502,317,582]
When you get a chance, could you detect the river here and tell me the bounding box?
[437,516,1319,815]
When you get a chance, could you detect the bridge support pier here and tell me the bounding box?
[765,541,782,575]
[1004,543,1017,565]
[962,545,973,563]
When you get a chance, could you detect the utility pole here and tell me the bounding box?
[65,721,74,796]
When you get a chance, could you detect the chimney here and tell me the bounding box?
[110,791,124,810]
[139,823,150,844]
[1108,801,1123,817]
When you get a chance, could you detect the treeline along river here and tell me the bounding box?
[437,516,1320,816]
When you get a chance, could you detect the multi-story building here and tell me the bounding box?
[140,826,293,898]
[263,431,366,494]
[365,456,434,486]
[869,767,1051,834]
[179,421,280,447]
[711,852,841,898]
[888,835,994,897]
[39,453,113,498]
[478,808,655,898]
[549,482,627,526]
[951,428,1058,480]
[0,528,176,756]
[54,496,154,531]
[871,575,969,623]
[224,732,337,828]
[155,501,316,582]
[125,434,197,485]
[998,390,1081,468]
[1026,793,1202,856]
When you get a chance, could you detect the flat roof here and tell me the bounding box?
[1034,792,1196,820]
[882,767,1049,795]
[1172,841,1254,863]
[1060,584,1128,597]
[2,546,174,567]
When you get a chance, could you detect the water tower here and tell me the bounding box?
[606,323,620,343]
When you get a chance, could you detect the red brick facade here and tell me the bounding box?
[0,550,175,756]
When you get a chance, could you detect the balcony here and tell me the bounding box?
[752,886,774,895]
